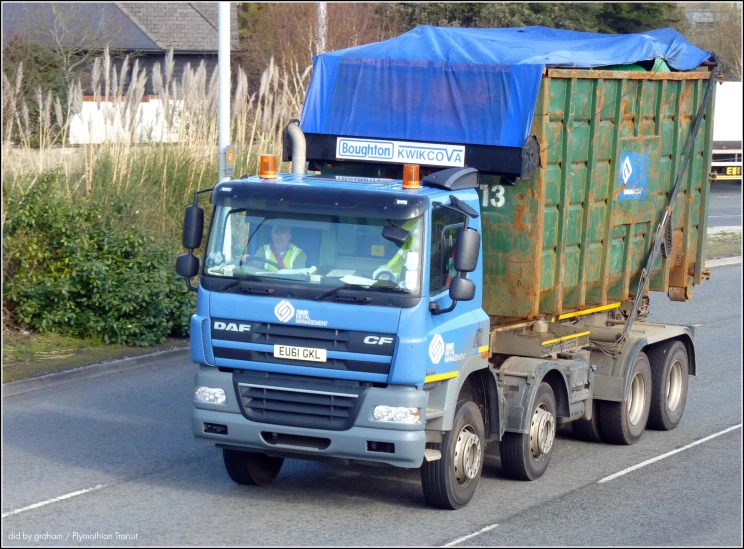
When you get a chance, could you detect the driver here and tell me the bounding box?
[242,224,307,271]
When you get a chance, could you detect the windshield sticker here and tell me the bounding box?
[337,137,465,168]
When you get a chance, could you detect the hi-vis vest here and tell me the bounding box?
[386,219,420,276]
[261,243,303,272]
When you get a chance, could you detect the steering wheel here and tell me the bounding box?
[373,265,396,282]
[240,256,283,270]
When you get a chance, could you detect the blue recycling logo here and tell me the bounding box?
[616,152,648,201]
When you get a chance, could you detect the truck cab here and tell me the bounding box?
[184,166,497,508]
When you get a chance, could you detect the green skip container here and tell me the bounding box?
[479,67,716,324]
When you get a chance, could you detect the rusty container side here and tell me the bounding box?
[480,68,715,324]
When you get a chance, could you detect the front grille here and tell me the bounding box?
[210,319,396,356]
[234,371,369,431]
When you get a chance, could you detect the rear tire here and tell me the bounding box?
[421,400,485,510]
[599,352,652,445]
[571,401,602,443]
[500,382,556,480]
[223,449,284,486]
[646,341,689,431]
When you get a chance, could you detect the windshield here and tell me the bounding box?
[204,206,424,296]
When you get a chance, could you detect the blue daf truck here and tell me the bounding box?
[176,27,717,508]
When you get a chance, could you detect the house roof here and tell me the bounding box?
[116,3,239,52]
[2,2,238,53]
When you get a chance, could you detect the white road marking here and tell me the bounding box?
[709,215,742,218]
[443,524,499,547]
[2,484,107,518]
[598,424,742,484]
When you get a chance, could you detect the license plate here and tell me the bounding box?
[274,345,327,362]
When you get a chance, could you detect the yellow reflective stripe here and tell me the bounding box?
[555,303,621,321]
[478,345,489,354]
[541,331,591,346]
[387,245,408,274]
[424,371,459,384]
[262,244,300,271]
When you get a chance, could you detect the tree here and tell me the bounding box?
[236,3,401,90]
[390,3,689,34]
[2,3,126,147]
[682,2,742,81]
[6,3,127,87]
[595,3,689,34]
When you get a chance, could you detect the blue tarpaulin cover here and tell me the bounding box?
[300,26,711,148]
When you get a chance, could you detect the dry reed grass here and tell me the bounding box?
[2,47,311,233]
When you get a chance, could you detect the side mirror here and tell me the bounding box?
[176,253,200,279]
[449,276,475,302]
[454,228,480,272]
[182,205,204,249]
[382,224,410,245]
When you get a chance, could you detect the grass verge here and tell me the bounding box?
[2,331,188,384]
[705,230,742,260]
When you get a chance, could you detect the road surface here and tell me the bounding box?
[2,264,741,546]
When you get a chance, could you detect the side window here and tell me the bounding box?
[429,205,466,296]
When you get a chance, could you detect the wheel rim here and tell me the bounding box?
[667,360,684,411]
[530,403,555,460]
[627,371,646,426]
[454,424,482,485]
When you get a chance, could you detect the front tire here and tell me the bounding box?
[421,400,485,510]
[646,341,689,431]
[223,449,284,486]
[599,352,652,445]
[500,382,557,480]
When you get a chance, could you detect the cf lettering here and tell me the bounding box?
[364,336,394,345]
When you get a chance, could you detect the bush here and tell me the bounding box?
[3,171,195,346]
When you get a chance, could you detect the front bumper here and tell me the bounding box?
[192,366,427,468]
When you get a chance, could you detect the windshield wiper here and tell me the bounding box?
[315,283,361,302]
[218,273,312,293]
[370,282,410,293]
[315,280,410,302]
[218,274,264,293]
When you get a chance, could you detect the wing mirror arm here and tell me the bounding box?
[176,187,213,292]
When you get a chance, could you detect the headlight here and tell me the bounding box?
[372,406,421,424]
[195,386,226,405]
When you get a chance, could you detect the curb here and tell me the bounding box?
[706,256,742,268]
[2,348,190,398]
[4,257,741,397]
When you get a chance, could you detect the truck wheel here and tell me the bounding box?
[571,401,602,443]
[646,341,689,431]
[599,352,652,445]
[223,449,284,486]
[421,400,485,510]
[500,382,556,480]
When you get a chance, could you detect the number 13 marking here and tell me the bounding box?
[480,184,506,208]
